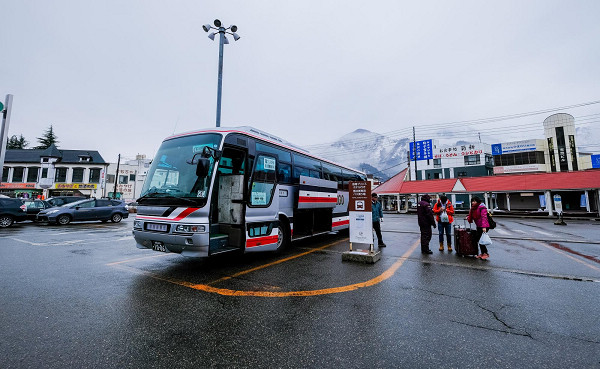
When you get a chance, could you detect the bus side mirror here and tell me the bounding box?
[196,158,210,177]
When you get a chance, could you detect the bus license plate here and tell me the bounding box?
[147,223,168,232]
[152,241,167,252]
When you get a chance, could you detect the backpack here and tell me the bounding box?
[487,212,496,229]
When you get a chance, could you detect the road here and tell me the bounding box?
[0,215,599,368]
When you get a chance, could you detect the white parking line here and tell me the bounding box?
[514,229,527,233]
[534,230,554,237]
[494,228,510,236]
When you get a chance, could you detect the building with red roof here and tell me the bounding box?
[373,169,600,216]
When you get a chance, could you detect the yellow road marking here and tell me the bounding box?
[535,241,600,272]
[207,238,347,285]
[110,239,420,297]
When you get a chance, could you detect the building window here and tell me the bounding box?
[55,168,68,183]
[464,155,481,165]
[485,155,493,165]
[72,168,85,183]
[106,174,115,183]
[78,156,91,162]
[12,167,25,183]
[433,158,441,168]
[119,175,128,184]
[2,167,9,182]
[27,167,39,183]
[89,168,101,183]
[129,173,136,181]
[41,168,48,179]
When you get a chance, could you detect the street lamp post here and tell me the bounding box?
[203,19,241,128]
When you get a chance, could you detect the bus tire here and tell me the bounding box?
[276,219,291,252]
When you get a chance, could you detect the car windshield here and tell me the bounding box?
[138,133,221,206]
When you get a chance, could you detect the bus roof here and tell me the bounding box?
[165,126,366,175]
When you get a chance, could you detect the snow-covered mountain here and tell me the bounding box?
[309,125,600,181]
[310,129,410,181]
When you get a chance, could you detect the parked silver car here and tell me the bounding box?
[37,198,129,225]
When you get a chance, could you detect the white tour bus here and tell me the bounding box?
[133,126,366,257]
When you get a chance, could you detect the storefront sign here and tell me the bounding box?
[591,154,600,169]
[0,183,37,189]
[433,143,484,159]
[349,181,373,244]
[491,140,537,155]
[493,164,545,174]
[409,139,433,161]
[54,183,98,190]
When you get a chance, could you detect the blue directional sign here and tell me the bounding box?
[409,139,433,161]
[592,154,600,169]
[491,144,502,156]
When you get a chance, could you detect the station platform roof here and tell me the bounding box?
[373,169,600,195]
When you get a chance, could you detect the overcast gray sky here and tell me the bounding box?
[2,0,599,162]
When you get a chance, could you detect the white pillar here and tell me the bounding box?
[484,192,490,208]
[506,193,511,211]
[396,194,401,213]
[584,190,590,212]
[545,191,553,217]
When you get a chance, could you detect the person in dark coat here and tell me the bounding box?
[371,193,385,247]
[417,194,436,254]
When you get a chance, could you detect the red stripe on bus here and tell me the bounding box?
[173,207,199,221]
[298,196,337,203]
[246,235,279,248]
[136,207,199,222]
[332,220,349,228]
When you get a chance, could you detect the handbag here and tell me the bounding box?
[440,211,449,223]
[479,233,492,246]
[487,212,496,229]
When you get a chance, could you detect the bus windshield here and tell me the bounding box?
[138,133,222,206]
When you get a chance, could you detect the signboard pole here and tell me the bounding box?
[413,127,417,180]
[342,181,380,264]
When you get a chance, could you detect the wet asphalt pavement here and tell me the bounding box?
[0,215,599,368]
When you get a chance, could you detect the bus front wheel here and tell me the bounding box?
[276,220,291,252]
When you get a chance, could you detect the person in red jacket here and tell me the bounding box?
[432,195,454,252]
[467,196,490,259]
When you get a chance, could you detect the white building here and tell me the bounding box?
[409,141,493,180]
[492,113,592,175]
[104,155,151,202]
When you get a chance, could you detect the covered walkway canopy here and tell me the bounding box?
[373,169,600,216]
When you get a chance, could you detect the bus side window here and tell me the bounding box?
[292,166,310,183]
[278,163,292,183]
[250,154,277,207]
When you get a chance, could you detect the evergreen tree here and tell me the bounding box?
[35,125,59,149]
[7,134,29,149]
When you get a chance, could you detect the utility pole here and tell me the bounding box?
[413,126,417,181]
[113,154,121,199]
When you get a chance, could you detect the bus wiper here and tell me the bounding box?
[138,192,198,205]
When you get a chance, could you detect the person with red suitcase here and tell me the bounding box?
[466,196,491,260]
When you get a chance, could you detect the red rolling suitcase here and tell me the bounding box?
[454,221,479,257]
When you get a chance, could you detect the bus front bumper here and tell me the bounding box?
[133,230,210,258]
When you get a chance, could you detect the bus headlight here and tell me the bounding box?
[174,224,206,233]
[133,220,143,229]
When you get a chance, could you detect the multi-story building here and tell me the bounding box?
[492,113,593,174]
[104,155,151,202]
[409,141,493,180]
[1,144,108,198]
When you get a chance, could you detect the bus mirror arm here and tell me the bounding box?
[196,159,210,177]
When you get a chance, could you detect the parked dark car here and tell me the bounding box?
[22,199,53,221]
[45,196,87,207]
[0,198,28,227]
[37,198,129,225]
